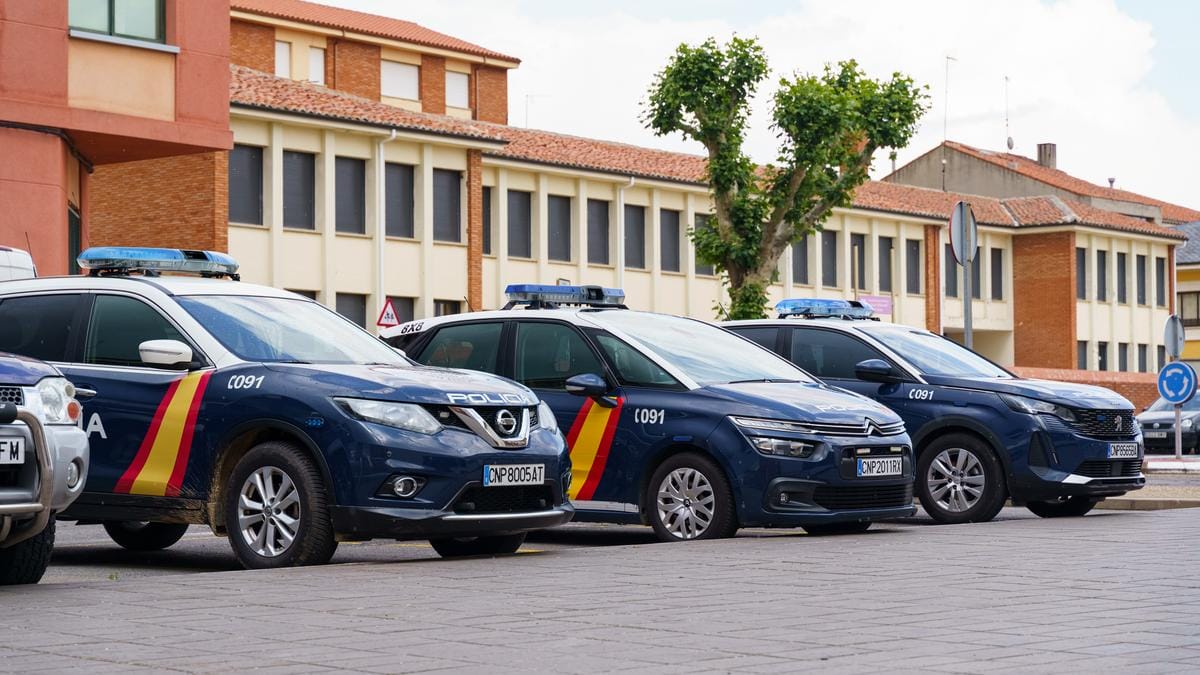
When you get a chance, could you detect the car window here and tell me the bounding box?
[730,326,778,353]
[0,294,80,362]
[791,329,886,380]
[85,295,188,367]
[514,322,605,390]
[593,334,680,389]
[415,322,502,373]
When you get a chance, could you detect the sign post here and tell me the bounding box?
[1163,315,1190,459]
[949,201,978,349]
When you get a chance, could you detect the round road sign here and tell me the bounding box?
[1157,362,1198,405]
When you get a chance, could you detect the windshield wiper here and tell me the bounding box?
[728,378,800,384]
[270,359,311,364]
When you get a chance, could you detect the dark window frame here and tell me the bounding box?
[821,230,838,287]
[1096,250,1108,302]
[228,144,264,226]
[1116,252,1128,304]
[335,156,366,235]
[385,162,415,239]
[792,236,809,285]
[282,150,316,230]
[878,236,894,293]
[624,204,646,269]
[1156,256,1167,307]
[989,247,1003,301]
[547,195,572,262]
[507,190,533,259]
[587,199,610,265]
[1136,254,1147,305]
[432,169,462,243]
[482,186,493,255]
[1076,247,1087,300]
[905,239,922,295]
[660,209,681,273]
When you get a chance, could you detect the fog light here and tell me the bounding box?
[65,459,81,489]
[779,492,790,504]
[392,476,420,498]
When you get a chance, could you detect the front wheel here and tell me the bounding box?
[1026,496,1099,518]
[803,521,872,536]
[0,519,54,585]
[429,533,526,558]
[916,434,1007,524]
[645,453,737,542]
[103,521,189,551]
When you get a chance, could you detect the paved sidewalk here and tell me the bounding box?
[3,510,1200,673]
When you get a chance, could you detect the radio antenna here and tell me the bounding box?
[941,55,957,190]
[1005,75,1013,151]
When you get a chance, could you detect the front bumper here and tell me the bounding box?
[1141,429,1196,452]
[1013,419,1144,502]
[0,410,89,548]
[331,501,575,540]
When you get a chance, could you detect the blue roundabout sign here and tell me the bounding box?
[1157,362,1198,405]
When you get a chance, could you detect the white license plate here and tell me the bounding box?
[482,463,544,487]
[1144,431,1168,439]
[857,456,903,477]
[1108,443,1139,459]
[0,437,24,465]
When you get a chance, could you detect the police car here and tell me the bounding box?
[383,285,916,541]
[0,248,572,568]
[727,299,1144,523]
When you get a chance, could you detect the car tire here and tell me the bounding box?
[645,452,737,542]
[103,521,189,551]
[803,521,872,536]
[916,434,1006,524]
[1026,496,1099,518]
[224,441,337,569]
[0,519,54,585]
[429,533,526,558]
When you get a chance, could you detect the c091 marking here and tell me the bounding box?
[227,375,265,390]
[908,388,934,401]
[634,408,665,425]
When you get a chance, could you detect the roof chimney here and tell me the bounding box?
[1036,143,1056,169]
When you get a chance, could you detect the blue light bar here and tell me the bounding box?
[776,298,875,319]
[504,284,625,307]
[77,247,240,279]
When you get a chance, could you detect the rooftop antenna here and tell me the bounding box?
[941,55,957,191]
[1004,75,1014,151]
[1108,177,1116,189]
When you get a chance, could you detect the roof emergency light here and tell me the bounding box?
[503,284,626,309]
[776,298,876,320]
[78,247,240,280]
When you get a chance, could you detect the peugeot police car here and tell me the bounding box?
[727,299,1144,523]
[0,248,572,568]
[383,284,916,541]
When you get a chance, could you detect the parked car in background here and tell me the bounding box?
[0,247,36,281]
[1137,397,1200,454]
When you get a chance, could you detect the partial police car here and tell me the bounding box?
[728,299,1145,522]
[0,248,572,568]
[384,285,916,541]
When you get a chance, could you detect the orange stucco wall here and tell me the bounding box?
[0,127,85,276]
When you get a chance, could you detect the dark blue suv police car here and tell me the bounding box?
[384,285,916,541]
[0,248,572,568]
[728,299,1145,523]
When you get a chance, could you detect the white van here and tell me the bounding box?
[0,248,36,280]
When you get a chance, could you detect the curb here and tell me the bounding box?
[1144,460,1200,474]
[1097,498,1200,511]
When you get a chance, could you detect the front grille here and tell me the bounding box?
[0,387,23,405]
[426,405,535,439]
[1076,460,1142,478]
[1069,409,1137,438]
[803,419,905,437]
[453,484,555,514]
[812,483,912,510]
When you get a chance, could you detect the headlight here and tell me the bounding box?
[36,377,81,425]
[731,417,812,433]
[334,398,442,435]
[749,437,814,458]
[537,401,558,432]
[1183,418,1194,429]
[999,394,1076,422]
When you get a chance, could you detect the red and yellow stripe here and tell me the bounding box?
[114,371,212,497]
[564,397,623,501]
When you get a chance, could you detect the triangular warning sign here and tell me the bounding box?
[376,299,400,327]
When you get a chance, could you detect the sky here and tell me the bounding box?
[330,0,1199,208]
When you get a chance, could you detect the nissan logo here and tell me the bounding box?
[495,409,518,436]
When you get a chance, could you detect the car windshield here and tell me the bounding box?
[869,327,1012,379]
[177,295,407,365]
[588,311,813,386]
[1147,397,1200,412]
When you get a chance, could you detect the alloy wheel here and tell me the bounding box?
[926,448,985,513]
[656,467,715,540]
[238,465,301,557]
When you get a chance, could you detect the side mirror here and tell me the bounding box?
[855,359,902,384]
[565,373,609,398]
[139,339,194,370]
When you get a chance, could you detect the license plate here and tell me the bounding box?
[0,437,24,465]
[857,456,902,477]
[1144,431,1168,439]
[482,463,544,487]
[1108,443,1139,459]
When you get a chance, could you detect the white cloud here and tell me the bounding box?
[332,0,1197,208]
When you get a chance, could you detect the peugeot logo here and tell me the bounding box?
[495,409,518,436]
[1115,416,1123,432]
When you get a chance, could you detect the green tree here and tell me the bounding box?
[644,37,928,319]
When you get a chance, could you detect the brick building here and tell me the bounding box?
[0,0,232,275]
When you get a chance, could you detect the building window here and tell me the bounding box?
[1158,345,1167,371]
[970,247,981,299]
[1077,341,1088,370]
[944,243,958,298]
[1136,254,1147,305]
[694,214,714,276]
[792,236,809,285]
[1138,344,1148,373]
[1097,341,1109,371]
[1118,343,1129,372]
[660,209,681,272]
[482,186,493,255]
[274,41,291,78]
[335,293,367,328]
[1181,292,1200,327]
[508,190,532,258]
[286,289,317,299]
[1117,252,1128,304]
[435,299,461,317]
[432,169,461,242]
[385,163,415,238]
[1076,247,1087,300]
[308,47,325,85]
[282,150,315,230]
[68,208,81,275]
[548,195,572,262]
[69,0,165,43]
[228,144,263,225]
[446,71,470,109]
[335,157,366,234]
[587,200,610,265]
[849,233,866,290]
[1156,256,1167,307]
[990,247,1003,300]
[387,297,416,324]
[821,231,838,287]
[1096,250,1108,302]
[624,205,646,269]
[877,236,894,293]
[905,239,921,294]
[382,61,420,100]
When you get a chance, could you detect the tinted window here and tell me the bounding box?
[594,334,679,388]
[587,199,609,265]
[990,247,1003,300]
[482,186,493,255]
[0,295,80,362]
[624,205,646,269]
[971,246,981,299]
[85,295,186,367]
[434,300,461,317]
[1156,256,1167,307]
[283,151,315,230]
[385,163,415,238]
[790,329,884,380]
[878,236,893,292]
[548,195,572,261]
[851,233,866,290]
[1118,342,1129,372]
[870,327,1011,379]
[660,209,681,272]
[792,236,809,285]
[730,326,778,353]
[945,243,958,297]
[694,214,714,276]
[1096,250,1108,302]
[335,157,366,234]
[335,293,366,328]
[415,322,502,373]
[508,190,532,258]
[1098,341,1109,371]
[433,169,461,242]
[228,144,263,225]
[821,231,838,287]
[905,239,921,294]
[1117,252,1128,303]
[1138,344,1148,372]
[1076,247,1087,299]
[515,322,605,390]
[1137,254,1147,304]
[1078,340,1088,369]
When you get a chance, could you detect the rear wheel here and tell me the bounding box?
[429,533,526,558]
[803,521,872,536]
[916,434,1006,524]
[103,521,189,551]
[645,453,737,542]
[1026,496,1099,518]
[0,519,54,585]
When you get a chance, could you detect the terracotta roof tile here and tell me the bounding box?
[231,0,518,63]
[1002,196,1185,239]
[850,181,1013,226]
